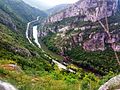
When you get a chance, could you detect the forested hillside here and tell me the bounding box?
[0,0,120,90]
[0,0,47,34]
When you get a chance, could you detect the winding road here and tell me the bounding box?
[26,17,75,73]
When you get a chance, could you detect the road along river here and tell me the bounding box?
[26,17,75,73]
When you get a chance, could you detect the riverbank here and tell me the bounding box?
[26,17,76,72]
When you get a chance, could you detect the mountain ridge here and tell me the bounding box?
[46,0,118,23]
[0,0,47,34]
[46,4,71,16]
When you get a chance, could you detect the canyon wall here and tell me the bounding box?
[46,0,118,23]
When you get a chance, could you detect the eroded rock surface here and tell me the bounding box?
[46,0,118,23]
[83,30,120,52]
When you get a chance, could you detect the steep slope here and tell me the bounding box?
[40,0,120,75]
[0,0,47,57]
[0,0,49,63]
[0,0,47,22]
[46,0,118,23]
[0,0,47,33]
[0,0,49,73]
[0,0,54,89]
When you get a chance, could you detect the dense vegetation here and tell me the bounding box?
[0,23,110,89]
[66,47,120,74]
[42,31,120,75]
[0,0,47,22]
[41,9,120,78]
[42,32,60,54]
[0,0,120,89]
[0,0,47,35]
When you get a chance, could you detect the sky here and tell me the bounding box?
[23,0,79,10]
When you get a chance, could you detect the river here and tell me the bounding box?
[33,26,41,48]
[26,17,75,73]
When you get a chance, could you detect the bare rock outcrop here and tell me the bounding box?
[46,0,118,23]
[83,30,120,52]
[99,75,120,90]
[83,32,106,51]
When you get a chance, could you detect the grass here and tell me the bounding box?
[0,60,81,90]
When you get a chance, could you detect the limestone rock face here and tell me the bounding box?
[112,43,120,51]
[83,32,107,51]
[110,30,120,51]
[83,30,120,52]
[46,0,118,23]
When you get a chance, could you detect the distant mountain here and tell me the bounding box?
[0,0,47,22]
[0,0,47,32]
[0,0,48,58]
[23,0,50,10]
[46,4,71,16]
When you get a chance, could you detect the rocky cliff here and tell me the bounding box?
[83,30,120,51]
[42,0,120,52]
[46,0,118,23]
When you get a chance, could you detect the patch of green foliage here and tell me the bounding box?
[0,59,117,90]
[66,46,120,74]
[42,33,60,53]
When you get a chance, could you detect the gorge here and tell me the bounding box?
[26,17,75,73]
[0,0,120,90]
